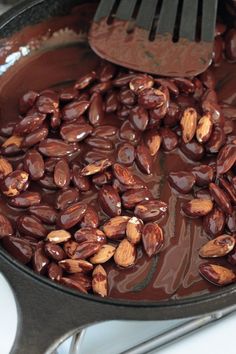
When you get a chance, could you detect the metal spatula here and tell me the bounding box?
[89,0,218,77]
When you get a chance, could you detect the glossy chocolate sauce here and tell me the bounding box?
[0,3,235,301]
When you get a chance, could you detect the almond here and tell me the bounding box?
[59,259,93,273]
[199,263,236,286]
[0,157,13,178]
[114,239,136,267]
[90,244,116,264]
[112,163,136,186]
[142,223,164,257]
[144,131,162,156]
[92,265,108,297]
[126,217,143,245]
[180,107,198,143]
[199,235,235,258]
[182,199,213,217]
[2,135,23,148]
[47,230,71,244]
[196,113,213,143]
[81,158,113,176]
[103,216,130,239]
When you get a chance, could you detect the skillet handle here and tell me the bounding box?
[0,253,102,354]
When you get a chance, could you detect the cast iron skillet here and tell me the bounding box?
[0,1,235,353]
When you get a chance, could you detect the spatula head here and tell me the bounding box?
[89,0,218,77]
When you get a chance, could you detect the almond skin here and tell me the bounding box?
[199,235,235,258]
[199,263,236,286]
[92,265,108,297]
[180,107,198,143]
[196,113,213,143]
[182,199,213,217]
[114,239,136,267]
[103,216,130,240]
[126,217,143,245]
[90,244,116,264]
[47,230,71,244]
[142,223,164,257]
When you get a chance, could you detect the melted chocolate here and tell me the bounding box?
[0,3,235,301]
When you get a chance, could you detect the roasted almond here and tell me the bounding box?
[90,244,116,264]
[72,241,101,260]
[39,139,78,157]
[98,185,121,217]
[9,191,41,208]
[59,259,93,273]
[144,131,162,156]
[126,217,143,245]
[2,135,23,148]
[112,163,136,186]
[103,216,130,240]
[0,213,13,238]
[199,235,235,258]
[81,158,113,176]
[216,143,236,175]
[92,265,108,297]
[57,202,87,229]
[180,107,198,143]
[196,113,213,143]
[47,230,71,243]
[122,189,152,209]
[74,227,106,244]
[134,200,168,222]
[0,157,13,179]
[0,170,29,197]
[203,207,226,237]
[136,144,153,175]
[142,223,164,257]
[199,263,236,286]
[182,199,213,217]
[168,171,196,194]
[209,182,232,215]
[114,239,136,267]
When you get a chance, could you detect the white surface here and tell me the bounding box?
[0,273,235,354]
[0,274,18,354]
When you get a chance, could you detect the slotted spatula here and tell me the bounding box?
[89,0,218,77]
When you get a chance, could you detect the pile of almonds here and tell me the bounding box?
[0,22,236,296]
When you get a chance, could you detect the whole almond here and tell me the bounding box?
[126,217,143,245]
[0,213,13,238]
[9,191,41,208]
[144,131,162,156]
[2,135,23,148]
[98,185,121,217]
[63,240,79,258]
[112,163,136,186]
[136,144,153,175]
[142,223,164,257]
[114,239,136,267]
[92,265,108,297]
[59,259,93,273]
[199,235,235,258]
[209,182,232,215]
[203,207,226,237]
[90,244,116,264]
[134,200,168,222]
[216,143,236,175]
[81,158,113,176]
[0,157,13,178]
[39,139,78,157]
[57,202,87,229]
[81,206,99,229]
[182,199,213,217]
[54,158,70,189]
[60,277,87,293]
[0,170,29,197]
[196,113,213,143]
[72,241,101,260]
[122,189,152,209]
[103,216,130,239]
[74,227,106,244]
[47,230,71,244]
[180,107,198,143]
[199,263,236,286]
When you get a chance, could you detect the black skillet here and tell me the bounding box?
[0,1,235,353]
